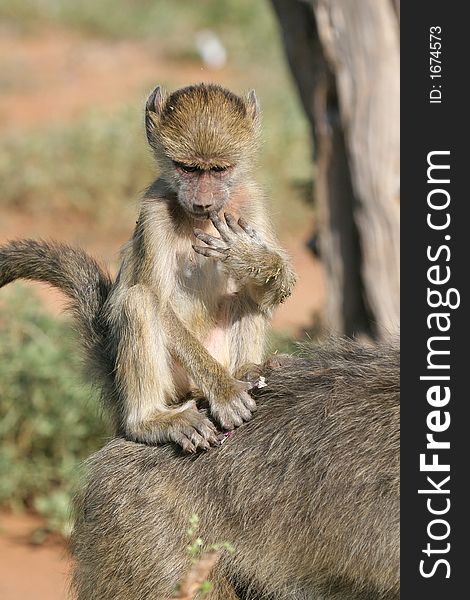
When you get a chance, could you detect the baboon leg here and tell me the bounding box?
[111,284,218,451]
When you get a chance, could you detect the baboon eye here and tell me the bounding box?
[210,165,229,173]
[174,162,202,173]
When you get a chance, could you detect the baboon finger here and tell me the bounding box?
[192,245,228,259]
[241,392,257,412]
[238,218,264,244]
[206,417,218,432]
[193,229,226,249]
[188,429,210,451]
[222,417,243,430]
[178,436,197,454]
[220,407,244,429]
[224,213,244,235]
[193,423,219,446]
[167,425,200,453]
[207,434,221,446]
[237,217,255,237]
[193,418,218,436]
[209,211,232,242]
[199,439,212,451]
[235,403,252,422]
[211,387,255,430]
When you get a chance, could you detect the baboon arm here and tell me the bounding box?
[112,285,177,419]
[242,246,296,312]
[162,305,256,429]
[224,291,269,374]
[162,305,238,399]
[240,215,297,311]
[196,212,296,312]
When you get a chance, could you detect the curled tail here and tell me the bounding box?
[0,239,113,348]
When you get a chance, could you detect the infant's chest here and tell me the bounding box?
[179,255,222,289]
[173,256,234,317]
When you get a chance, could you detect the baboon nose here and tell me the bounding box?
[193,202,214,211]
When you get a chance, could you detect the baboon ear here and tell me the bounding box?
[146,85,166,115]
[145,85,166,142]
[246,90,260,123]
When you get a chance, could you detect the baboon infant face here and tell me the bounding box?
[172,162,234,219]
[145,83,260,220]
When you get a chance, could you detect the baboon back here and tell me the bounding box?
[71,339,399,600]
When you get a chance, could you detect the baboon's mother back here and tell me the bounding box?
[71,339,400,600]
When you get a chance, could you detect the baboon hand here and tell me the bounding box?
[192,212,269,278]
[193,213,295,308]
[209,380,257,431]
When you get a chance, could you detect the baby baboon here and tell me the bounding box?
[0,83,296,451]
[71,338,400,600]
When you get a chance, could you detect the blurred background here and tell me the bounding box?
[0,1,399,598]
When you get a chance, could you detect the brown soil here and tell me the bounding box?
[0,26,323,599]
[0,512,71,600]
[0,28,234,130]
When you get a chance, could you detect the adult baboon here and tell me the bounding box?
[71,338,399,600]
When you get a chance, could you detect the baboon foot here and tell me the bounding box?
[127,402,219,453]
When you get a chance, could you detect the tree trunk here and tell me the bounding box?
[271,0,400,338]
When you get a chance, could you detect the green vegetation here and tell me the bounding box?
[0,108,152,219]
[0,100,311,231]
[0,288,110,536]
[186,514,234,563]
[0,1,278,63]
[179,513,234,597]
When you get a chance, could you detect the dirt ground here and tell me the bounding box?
[0,512,70,600]
[0,27,323,599]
